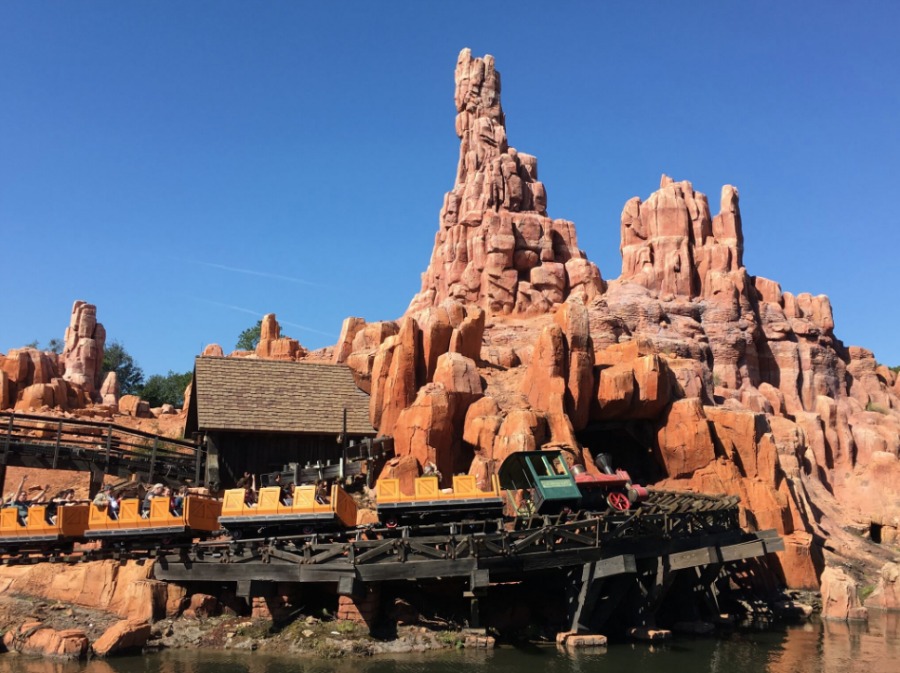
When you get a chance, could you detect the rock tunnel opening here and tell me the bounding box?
[576,420,663,485]
[870,522,883,544]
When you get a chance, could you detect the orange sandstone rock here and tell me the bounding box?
[92,619,151,657]
[654,399,715,478]
[3,623,89,660]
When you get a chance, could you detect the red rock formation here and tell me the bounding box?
[0,559,178,620]
[406,48,604,317]
[62,300,106,397]
[820,566,868,621]
[2,623,89,660]
[100,371,119,407]
[333,316,366,364]
[255,313,308,360]
[202,343,225,357]
[864,562,900,611]
[92,619,151,657]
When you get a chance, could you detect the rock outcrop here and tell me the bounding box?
[255,313,307,360]
[0,559,179,621]
[0,300,113,412]
[91,619,152,657]
[62,300,106,397]
[2,623,90,660]
[406,48,604,317]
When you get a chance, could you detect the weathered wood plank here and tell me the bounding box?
[154,562,301,582]
[593,554,637,578]
[762,537,785,553]
[719,540,766,563]
[355,558,476,582]
[669,546,719,570]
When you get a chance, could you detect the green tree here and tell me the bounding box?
[140,371,193,407]
[46,338,63,354]
[102,341,144,395]
[236,320,263,351]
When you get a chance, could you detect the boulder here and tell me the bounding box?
[183,593,220,619]
[821,566,867,621]
[3,623,89,660]
[92,619,151,657]
[118,394,151,418]
[864,562,900,611]
[201,343,224,357]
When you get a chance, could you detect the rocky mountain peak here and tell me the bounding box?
[407,49,605,317]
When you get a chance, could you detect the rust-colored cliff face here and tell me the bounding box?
[337,49,900,595]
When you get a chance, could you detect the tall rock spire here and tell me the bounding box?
[407,49,604,317]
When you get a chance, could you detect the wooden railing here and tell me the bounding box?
[0,411,205,485]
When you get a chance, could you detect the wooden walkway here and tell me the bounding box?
[0,411,205,491]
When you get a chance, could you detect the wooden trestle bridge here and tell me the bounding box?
[154,491,783,634]
[0,411,206,491]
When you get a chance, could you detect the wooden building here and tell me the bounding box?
[184,357,375,486]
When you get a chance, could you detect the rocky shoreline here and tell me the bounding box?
[0,591,496,661]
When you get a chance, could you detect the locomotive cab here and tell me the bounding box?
[497,450,582,516]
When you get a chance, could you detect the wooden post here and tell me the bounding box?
[149,437,158,484]
[194,436,203,486]
[204,435,220,487]
[52,420,62,469]
[0,414,12,499]
[89,464,105,499]
[105,425,112,466]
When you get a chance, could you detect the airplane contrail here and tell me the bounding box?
[179,258,322,287]
[190,298,336,338]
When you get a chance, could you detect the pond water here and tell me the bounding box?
[1,614,898,673]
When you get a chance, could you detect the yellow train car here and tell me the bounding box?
[0,504,90,549]
[218,485,357,537]
[375,474,503,527]
[84,496,221,541]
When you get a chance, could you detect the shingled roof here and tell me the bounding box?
[189,357,374,435]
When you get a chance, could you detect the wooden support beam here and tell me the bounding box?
[587,578,632,633]
[669,546,719,571]
[337,575,365,598]
[762,537,785,553]
[567,555,636,632]
[355,558,476,582]
[236,580,275,599]
[594,554,637,578]
[719,540,765,563]
[470,568,490,590]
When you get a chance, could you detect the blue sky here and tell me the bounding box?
[2,2,899,377]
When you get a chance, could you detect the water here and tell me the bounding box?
[1,614,897,673]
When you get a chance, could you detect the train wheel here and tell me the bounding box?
[606,491,631,511]
[385,517,398,529]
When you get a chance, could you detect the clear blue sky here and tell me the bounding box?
[2,2,899,377]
